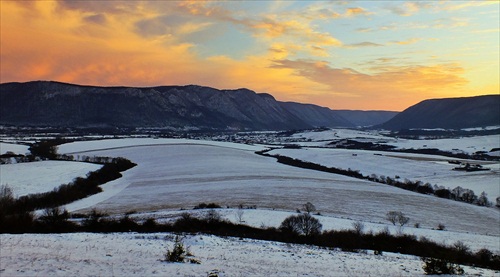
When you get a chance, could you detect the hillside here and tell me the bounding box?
[280,102,354,128]
[378,95,500,131]
[335,110,398,127]
[0,81,356,131]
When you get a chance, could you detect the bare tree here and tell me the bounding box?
[397,213,410,227]
[303,202,316,214]
[386,211,410,234]
[352,221,365,235]
[386,211,399,225]
[0,184,14,211]
[235,208,244,223]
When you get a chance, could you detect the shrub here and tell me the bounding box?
[453,241,470,255]
[421,257,464,275]
[280,213,322,237]
[164,235,190,263]
[204,209,222,223]
[352,221,365,235]
[82,209,108,231]
[37,207,76,232]
[476,248,493,262]
[377,226,390,236]
[163,235,198,264]
[194,203,221,209]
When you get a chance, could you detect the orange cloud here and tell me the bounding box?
[270,59,468,110]
[345,7,372,17]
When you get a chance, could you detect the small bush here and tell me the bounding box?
[421,257,464,275]
[437,223,446,231]
[164,236,189,263]
[204,209,222,223]
[476,248,493,262]
[453,241,470,255]
[280,213,322,237]
[193,203,221,209]
[164,235,199,264]
[352,221,365,235]
[377,226,390,236]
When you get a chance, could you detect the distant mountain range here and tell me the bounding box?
[378,95,500,130]
[3,81,495,131]
[0,81,395,130]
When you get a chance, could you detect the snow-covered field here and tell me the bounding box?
[0,142,29,155]
[53,139,500,238]
[0,161,102,197]
[269,147,500,200]
[58,138,264,154]
[1,232,497,277]
[54,139,500,235]
[290,129,500,156]
[3,135,500,276]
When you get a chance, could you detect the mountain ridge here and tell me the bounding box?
[378,95,500,130]
[0,81,356,130]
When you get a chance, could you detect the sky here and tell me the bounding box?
[1,0,498,111]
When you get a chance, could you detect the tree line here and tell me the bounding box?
[1,207,498,272]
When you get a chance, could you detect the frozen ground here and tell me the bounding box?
[55,139,500,237]
[269,148,500,200]
[1,232,497,277]
[0,161,101,197]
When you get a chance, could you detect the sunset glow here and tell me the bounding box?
[1,0,498,111]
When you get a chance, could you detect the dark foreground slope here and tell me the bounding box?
[378,95,500,130]
[1,81,356,130]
